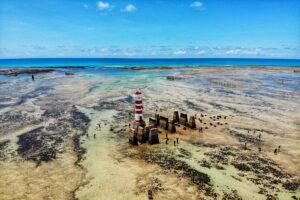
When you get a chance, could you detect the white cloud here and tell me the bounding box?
[190,1,203,8]
[174,50,186,55]
[97,1,112,11]
[99,48,108,52]
[122,4,136,12]
[3,44,294,58]
[197,50,206,55]
[83,4,89,9]
[226,48,262,56]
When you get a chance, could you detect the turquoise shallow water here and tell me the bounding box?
[1,58,300,93]
[0,58,300,68]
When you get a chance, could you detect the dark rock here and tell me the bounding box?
[232,162,251,171]
[291,195,298,200]
[200,159,212,168]
[0,140,10,160]
[73,135,87,165]
[215,164,225,170]
[266,194,276,200]
[17,107,90,166]
[0,68,54,76]
[17,127,61,165]
[140,150,212,194]
[229,129,261,144]
[0,81,9,85]
[184,100,206,112]
[222,190,242,200]
[178,148,192,158]
[282,180,300,191]
[166,76,183,80]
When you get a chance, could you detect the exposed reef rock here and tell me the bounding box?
[185,100,206,112]
[93,96,132,111]
[65,72,75,76]
[0,81,9,85]
[204,145,299,196]
[166,76,183,80]
[43,106,91,164]
[222,190,242,200]
[16,105,90,166]
[200,159,212,168]
[0,110,42,133]
[0,140,10,160]
[232,162,251,171]
[178,148,192,158]
[47,66,88,69]
[0,86,53,110]
[108,66,202,71]
[43,106,90,133]
[228,129,262,144]
[17,127,63,165]
[282,180,300,191]
[0,68,54,76]
[139,149,215,197]
[73,135,87,165]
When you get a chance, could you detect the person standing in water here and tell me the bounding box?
[148,190,153,200]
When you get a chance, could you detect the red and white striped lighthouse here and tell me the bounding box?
[134,89,143,123]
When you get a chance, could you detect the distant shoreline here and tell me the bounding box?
[104,65,300,70]
[1,58,300,68]
[1,57,300,60]
[0,65,300,70]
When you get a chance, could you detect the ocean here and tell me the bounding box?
[0,58,300,68]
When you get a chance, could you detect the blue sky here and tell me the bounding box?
[0,0,299,58]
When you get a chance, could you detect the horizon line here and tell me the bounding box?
[1,57,300,60]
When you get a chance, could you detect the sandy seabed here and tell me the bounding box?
[0,66,299,200]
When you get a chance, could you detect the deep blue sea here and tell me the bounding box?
[0,58,300,68]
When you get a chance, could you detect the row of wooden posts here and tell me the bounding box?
[129,111,197,145]
[149,112,197,131]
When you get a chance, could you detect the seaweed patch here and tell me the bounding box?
[17,127,63,165]
[0,140,10,160]
[139,149,215,197]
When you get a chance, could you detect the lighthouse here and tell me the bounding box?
[134,89,143,123]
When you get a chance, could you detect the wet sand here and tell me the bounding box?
[0,66,299,199]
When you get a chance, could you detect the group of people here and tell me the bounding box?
[165,131,179,146]
[86,132,97,139]
[247,129,262,139]
[244,141,282,156]
[274,145,281,154]
[246,129,282,155]
[86,122,103,139]
[257,145,281,155]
